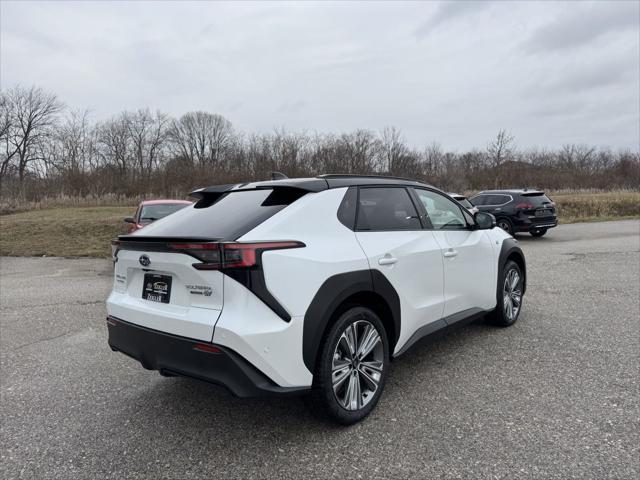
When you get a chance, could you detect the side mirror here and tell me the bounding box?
[124,216,135,224]
[474,211,496,230]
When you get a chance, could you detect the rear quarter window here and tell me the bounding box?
[132,189,304,240]
[521,193,553,206]
[487,194,512,205]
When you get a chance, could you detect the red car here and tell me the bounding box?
[124,199,192,233]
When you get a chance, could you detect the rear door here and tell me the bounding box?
[412,188,496,318]
[353,186,445,353]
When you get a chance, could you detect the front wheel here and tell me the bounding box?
[530,228,547,237]
[487,260,524,327]
[307,307,389,424]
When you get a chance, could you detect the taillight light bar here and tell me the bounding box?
[168,241,305,270]
[516,203,534,210]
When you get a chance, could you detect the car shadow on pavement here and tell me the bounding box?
[115,317,502,434]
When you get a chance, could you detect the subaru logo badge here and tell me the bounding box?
[139,254,151,267]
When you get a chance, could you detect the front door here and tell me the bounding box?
[412,189,497,319]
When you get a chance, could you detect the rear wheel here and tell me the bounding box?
[530,228,547,237]
[496,218,513,235]
[307,307,389,425]
[487,260,524,327]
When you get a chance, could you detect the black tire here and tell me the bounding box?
[307,306,389,425]
[486,260,524,327]
[496,218,514,235]
[530,228,547,237]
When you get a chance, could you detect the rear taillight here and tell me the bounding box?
[111,240,120,262]
[169,241,304,270]
[516,203,534,210]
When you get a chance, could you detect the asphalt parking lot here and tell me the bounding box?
[1,220,639,479]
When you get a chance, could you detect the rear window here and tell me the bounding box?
[132,189,302,240]
[140,203,188,221]
[521,192,553,206]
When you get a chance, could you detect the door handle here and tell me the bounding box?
[378,256,398,266]
[443,249,458,258]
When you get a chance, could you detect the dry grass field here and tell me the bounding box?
[0,191,638,257]
[0,206,134,257]
[551,190,640,223]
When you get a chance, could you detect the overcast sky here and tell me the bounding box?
[1,0,638,150]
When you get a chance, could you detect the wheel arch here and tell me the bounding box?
[302,270,400,372]
[499,238,527,294]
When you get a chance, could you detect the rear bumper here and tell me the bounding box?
[106,316,309,398]
[514,216,558,232]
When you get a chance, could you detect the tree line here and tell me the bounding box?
[1,85,638,202]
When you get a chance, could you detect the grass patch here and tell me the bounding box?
[551,191,640,224]
[0,191,638,257]
[0,206,134,257]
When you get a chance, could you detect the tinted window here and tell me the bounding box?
[140,204,189,221]
[133,189,301,240]
[414,189,468,230]
[486,194,511,205]
[521,193,552,206]
[337,187,357,230]
[356,187,421,231]
[469,195,486,206]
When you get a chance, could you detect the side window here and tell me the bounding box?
[337,187,357,230]
[413,189,468,230]
[356,187,421,231]
[469,195,485,206]
[487,194,511,205]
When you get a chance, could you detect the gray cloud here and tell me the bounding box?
[522,1,639,54]
[527,54,636,95]
[415,1,490,37]
[1,1,638,150]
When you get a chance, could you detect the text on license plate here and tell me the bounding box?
[142,273,172,303]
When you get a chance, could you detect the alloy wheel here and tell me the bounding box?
[331,320,384,411]
[503,268,522,321]
[498,220,511,234]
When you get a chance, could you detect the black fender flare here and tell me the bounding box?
[498,237,527,295]
[302,269,400,372]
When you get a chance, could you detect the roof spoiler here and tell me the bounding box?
[271,171,288,180]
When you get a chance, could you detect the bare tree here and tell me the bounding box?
[127,109,169,183]
[169,112,233,169]
[0,86,63,192]
[0,91,16,185]
[380,126,408,175]
[487,130,515,188]
[97,113,131,176]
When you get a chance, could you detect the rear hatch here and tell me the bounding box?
[107,187,309,342]
[109,242,224,341]
[518,192,556,220]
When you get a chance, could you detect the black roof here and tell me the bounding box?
[190,174,434,199]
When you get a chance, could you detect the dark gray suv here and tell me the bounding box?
[469,189,558,237]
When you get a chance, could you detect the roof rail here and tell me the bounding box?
[318,173,421,183]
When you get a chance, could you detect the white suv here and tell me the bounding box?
[107,175,526,424]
